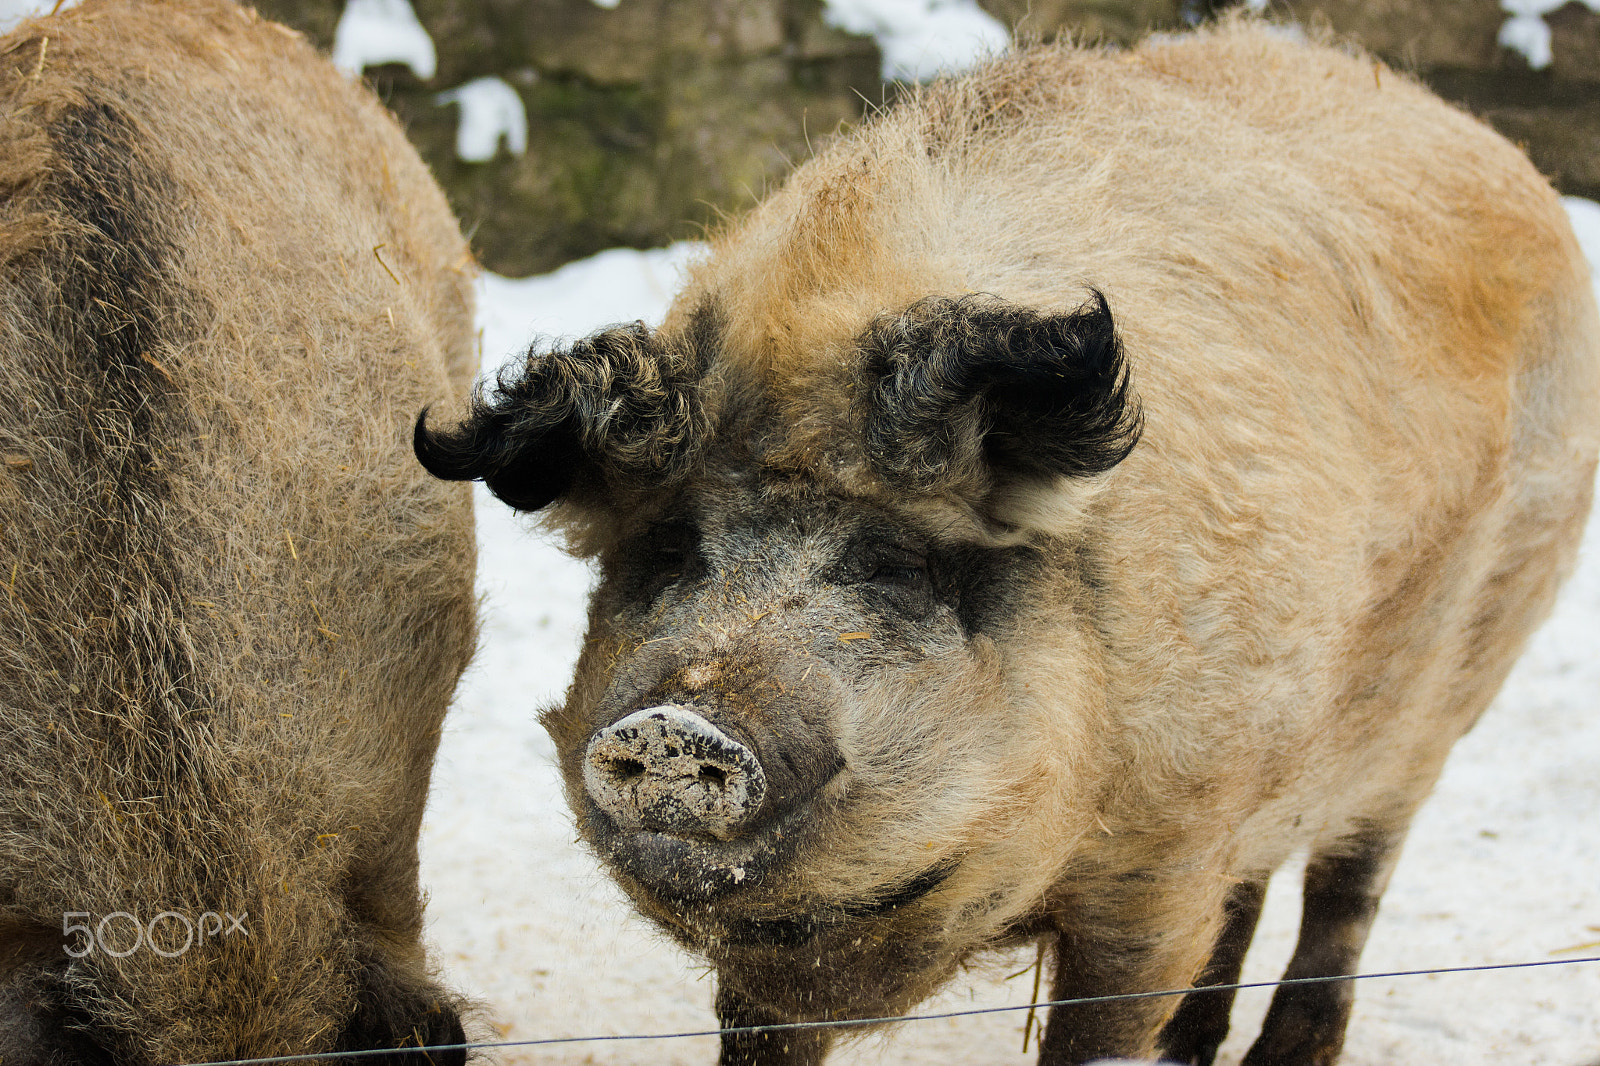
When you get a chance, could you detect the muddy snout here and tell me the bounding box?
[584,706,767,841]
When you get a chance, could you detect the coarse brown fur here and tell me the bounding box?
[0,1,478,1062]
[420,20,1600,1066]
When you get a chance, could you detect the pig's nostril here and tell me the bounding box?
[583,705,767,841]
[611,757,647,780]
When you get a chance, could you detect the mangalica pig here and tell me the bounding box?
[0,0,477,1062]
[416,23,1600,1066]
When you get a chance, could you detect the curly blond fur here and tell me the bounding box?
[425,21,1599,1066]
[0,1,477,1063]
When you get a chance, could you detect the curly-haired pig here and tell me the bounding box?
[0,0,477,1062]
[417,23,1600,1066]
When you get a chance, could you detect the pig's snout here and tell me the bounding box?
[584,706,768,841]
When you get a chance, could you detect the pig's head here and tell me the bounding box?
[415,292,1140,1018]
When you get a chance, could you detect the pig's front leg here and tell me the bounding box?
[1035,876,1232,1065]
[716,983,832,1066]
[1157,877,1270,1065]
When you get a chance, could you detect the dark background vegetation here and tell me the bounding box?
[250,0,1600,277]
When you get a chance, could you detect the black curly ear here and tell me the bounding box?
[414,315,714,512]
[859,291,1141,495]
[413,386,581,513]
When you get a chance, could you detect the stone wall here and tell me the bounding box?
[252,0,880,276]
[256,0,1595,276]
[1278,0,1600,200]
[978,0,1600,200]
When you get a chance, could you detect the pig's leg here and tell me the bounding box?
[1035,876,1231,1065]
[1241,828,1406,1066]
[1156,877,1269,1065]
[716,984,832,1066]
[1034,928,1184,1064]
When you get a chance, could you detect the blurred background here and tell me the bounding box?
[242,0,1600,278]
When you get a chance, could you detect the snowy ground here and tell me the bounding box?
[416,201,1600,1066]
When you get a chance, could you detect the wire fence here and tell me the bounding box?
[186,954,1600,1066]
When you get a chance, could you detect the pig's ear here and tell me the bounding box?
[414,321,711,512]
[858,292,1141,496]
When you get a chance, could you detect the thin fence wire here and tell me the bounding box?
[185,954,1600,1066]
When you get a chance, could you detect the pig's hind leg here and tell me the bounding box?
[1156,876,1269,1065]
[1241,825,1407,1066]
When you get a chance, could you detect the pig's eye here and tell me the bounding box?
[868,561,927,587]
[862,547,929,589]
[622,521,703,600]
[646,523,699,572]
[828,539,934,613]
[849,543,935,616]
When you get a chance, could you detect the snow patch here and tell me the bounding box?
[0,0,78,31]
[332,0,436,80]
[1563,196,1600,282]
[1498,0,1600,69]
[1498,7,1553,69]
[475,243,705,371]
[437,77,528,162]
[822,0,1009,82]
